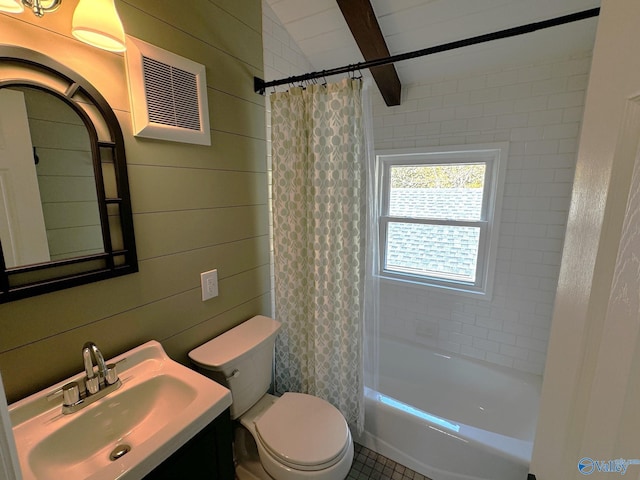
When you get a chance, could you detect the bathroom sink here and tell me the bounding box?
[9,340,232,480]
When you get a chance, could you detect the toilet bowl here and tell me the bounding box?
[188,315,354,480]
[237,394,353,480]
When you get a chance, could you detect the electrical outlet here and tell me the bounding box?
[200,269,218,301]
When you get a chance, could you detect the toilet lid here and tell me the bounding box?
[254,392,350,470]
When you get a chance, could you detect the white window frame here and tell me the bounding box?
[377,142,508,298]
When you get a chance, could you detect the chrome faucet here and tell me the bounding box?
[48,341,123,414]
[82,341,109,394]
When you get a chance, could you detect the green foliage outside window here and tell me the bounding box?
[390,164,486,189]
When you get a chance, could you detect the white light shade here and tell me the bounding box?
[72,0,126,52]
[0,0,24,13]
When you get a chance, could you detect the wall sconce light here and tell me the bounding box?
[0,0,126,52]
[72,0,126,52]
[0,0,59,17]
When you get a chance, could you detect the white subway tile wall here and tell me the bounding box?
[373,54,592,375]
[262,0,592,376]
[262,3,313,82]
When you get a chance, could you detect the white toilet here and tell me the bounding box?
[188,315,354,480]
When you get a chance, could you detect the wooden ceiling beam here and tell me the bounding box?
[336,0,402,106]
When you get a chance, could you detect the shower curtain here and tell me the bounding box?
[270,78,376,432]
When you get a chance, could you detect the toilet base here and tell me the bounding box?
[235,423,272,480]
[236,463,270,480]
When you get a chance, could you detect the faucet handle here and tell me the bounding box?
[104,363,119,386]
[62,382,80,406]
[47,381,81,405]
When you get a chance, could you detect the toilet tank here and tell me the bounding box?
[188,315,282,419]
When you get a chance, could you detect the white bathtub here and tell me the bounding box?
[355,336,541,480]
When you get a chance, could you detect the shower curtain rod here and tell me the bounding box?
[254,7,599,95]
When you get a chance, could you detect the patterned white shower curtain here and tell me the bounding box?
[270,78,366,431]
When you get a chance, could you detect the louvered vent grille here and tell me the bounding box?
[142,56,201,131]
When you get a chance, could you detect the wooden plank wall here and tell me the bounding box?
[0,0,270,403]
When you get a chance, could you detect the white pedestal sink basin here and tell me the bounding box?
[9,340,232,480]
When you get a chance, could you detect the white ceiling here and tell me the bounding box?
[265,0,601,86]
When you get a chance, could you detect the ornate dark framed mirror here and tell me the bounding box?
[0,46,137,303]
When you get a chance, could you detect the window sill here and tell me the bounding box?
[377,273,493,300]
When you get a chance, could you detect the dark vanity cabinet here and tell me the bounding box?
[144,408,234,480]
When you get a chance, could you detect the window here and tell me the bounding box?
[377,143,508,297]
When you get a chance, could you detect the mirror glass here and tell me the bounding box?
[0,86,104,268]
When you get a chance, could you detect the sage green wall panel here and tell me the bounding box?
[212,0,262,35]
[134,206,269,259]
[0,265,271,403]
[129,167,268,213]
[117,3,263,104]
[209,89,266,140]
[163,293,271,365]
[120,0,263,70]
[81,265,272,353]
[120,121,267,172]
[0,236,269,352]
[0,1,269,402]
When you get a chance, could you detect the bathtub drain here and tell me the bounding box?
[110,444,131,461]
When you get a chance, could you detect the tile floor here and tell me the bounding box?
[348,444,432,480]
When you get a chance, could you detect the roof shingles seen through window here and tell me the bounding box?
[385,189,483,279]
